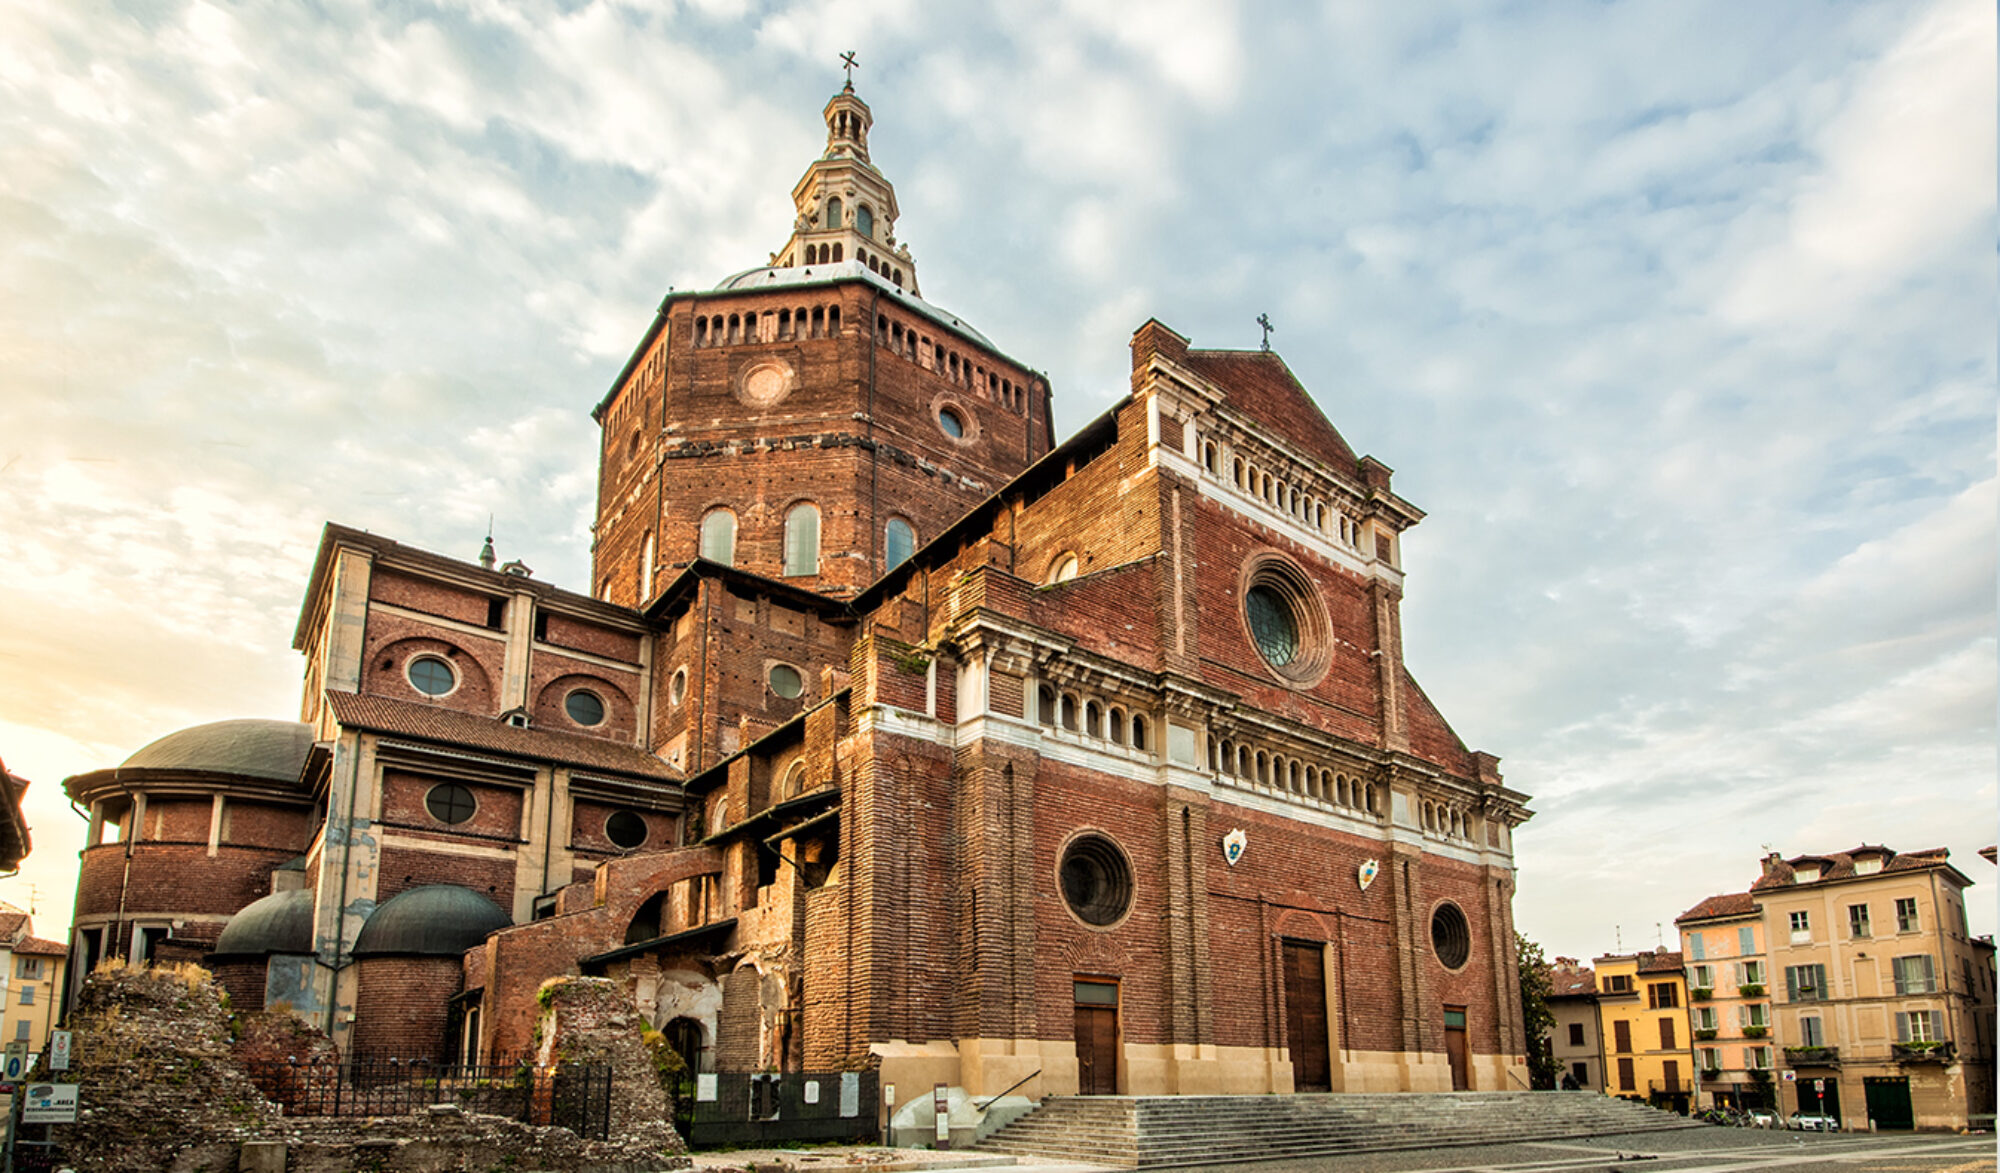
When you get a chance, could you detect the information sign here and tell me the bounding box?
[934,1083,950,1148]
[3,1041,27,1082]
[21,1083,78,1124]
[46,1030,70,1072]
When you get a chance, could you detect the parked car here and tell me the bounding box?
[1789,1111,1839,1132]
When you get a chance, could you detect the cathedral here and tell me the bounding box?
[62,80,1533,1104]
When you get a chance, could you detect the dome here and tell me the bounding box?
[351,885,511,958]
[211,888,315,958]
[710,261,996,349]
[122,719,314,784]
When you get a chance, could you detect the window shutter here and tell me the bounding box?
[1786,967,1801,1001]
[1894,1012,1909,1043]
[1739,926,1755,954]
[1920,954,1936,991]
[1689,934,1705,960]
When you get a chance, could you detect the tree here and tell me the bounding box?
[1518,931,1558,1089]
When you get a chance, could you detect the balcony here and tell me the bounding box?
[1742,1025,1769,1039]
[1892,1041,1954,1064]
[1784,1046,1840,1066]
[1738,983,1765,997]
[1694,1028,1718,1041]
[1691,988,1713,1002]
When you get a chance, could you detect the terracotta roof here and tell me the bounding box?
[1178,350,1359,474]
[1751,845,1958,891]
[0,912,27,944]
[1676,891,1756,924]
[14,937,66,957]
[1637,951,1685,974]
[1550,966,1597,996]
[325,692,679,781]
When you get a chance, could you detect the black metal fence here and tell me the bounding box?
[243,1057,612,1140]
[683,1070,877,1147]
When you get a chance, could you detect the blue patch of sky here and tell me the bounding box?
[476,119,653,218]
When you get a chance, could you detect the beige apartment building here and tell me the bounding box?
[1547,959,1604,1092]
[1676,892,1775,1111]
[1754,846,1995,1131]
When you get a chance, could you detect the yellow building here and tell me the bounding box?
[1753,846,1995,1131]
[1677,892,1775,1112]
[1594,949,1696,1113]
[0,904,68,1070]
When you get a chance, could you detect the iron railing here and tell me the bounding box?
[242,1057,612,1140]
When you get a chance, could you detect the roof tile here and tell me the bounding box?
[325,692,678,781]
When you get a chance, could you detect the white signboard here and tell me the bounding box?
[46,1030,70,1072]
[22,1083,78,1124]
[695,1073,719,1102]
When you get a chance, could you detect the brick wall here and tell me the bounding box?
[76,842,293,922]
[374,849,518,910]
[379,770,523,842]
[352,956,465,1060]
[359,625,504,716]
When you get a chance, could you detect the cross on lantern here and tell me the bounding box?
[1257,313,1274,352]
[840,51,859,87]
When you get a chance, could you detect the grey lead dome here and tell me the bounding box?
[122,718,314,783]
[351,885,512,958]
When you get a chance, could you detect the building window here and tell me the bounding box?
[605,810,648,851]
[1892,954,1936,995]
[1046,554,1079,584]
[1896,1010,1936,1043]
[1785,963,1827,1002]
[1604,974,1632,994]
[565,689,606,727]
[669,667,688,707]
[855,204,873,238]
[1800,1016,1823,1047]
[1895,898,1920,933]
[1788,910,1811,943]
[937,406,966,439]
[1738,959,1765,987]
[769,664,805,700]
[15,960,39,981]
[1617,1057,1635,1091]
[1738,926,1756,954]
[1037,685,1057,726]
[408,655,457,697]
[1240,556,1331,686]
[1689,964,1713,989]
[1648,983,1679,1009]
[1700,1047,1720,1071]
[1741,1003,1769,1029]
[700,509,737,564]
[824,196,842,229]
[1746,1046,1770,1070]
[1568,1022,1585,1046]
[1430,902,1471,969]
[1848,903,1871,938]
[1059,834,1133,927]
[11,1022,25,1042]
[1688,934,1705,960]
[1659,1018,1675,1049]
[425,783,477,826]
[884,518,915,570]
[16,987,30,1006]
[1571,1062,1589,1087]
[1695,1006,1716,1031]
[783,503,820,576]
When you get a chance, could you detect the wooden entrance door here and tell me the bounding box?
[1444,1006,1470,1090]
[1074,980,1119,1095]
[1283,941,1332,1092]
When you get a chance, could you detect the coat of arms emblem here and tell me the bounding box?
[1358,859,1381,891]
[1222,829,1248,866]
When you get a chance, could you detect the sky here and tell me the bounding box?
[0,0,1992,965]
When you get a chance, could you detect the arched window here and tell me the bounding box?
[825,197,843,230]
[1037,685,1057,726]
[783,503,820,576]
[1046,554,1079,584]
[1130,715,1149,752]
[1060,694,1078,732]
[885,517,915,570]
[640,531,655,596]
[1084,701,1102,738]
[856,204,874,238]
[1108,708,1127,745]
[782,760,808,799]
[699,510,736,564]
[831,243,842,263]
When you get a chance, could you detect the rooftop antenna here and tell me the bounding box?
[1656,922,1665,949]
[1257,312,1274,352]
[479,517,496,571]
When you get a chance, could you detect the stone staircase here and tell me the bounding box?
[975,1092,1701,1168]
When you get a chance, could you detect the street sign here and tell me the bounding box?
[1781,1070,1797,1082]
[3,1042,27,1082]
[45,1031,69,1072]
[1813,1079,1825,1091]
[21,1083,78,1124]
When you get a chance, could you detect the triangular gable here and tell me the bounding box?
[1398,667,1475,777]
[1178,349,1359,473]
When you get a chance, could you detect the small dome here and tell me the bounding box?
[212,888,315,958]
[351,885,511,958]
[122,719,313,784]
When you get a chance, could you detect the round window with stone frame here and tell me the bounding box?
[1058,832,1135,929]
[564,688,606,727]
[932,397,978,445]
[605,809,649,851]
[1431,901,1472,970]
[769,663,805,699]
[1237,555,1332,688]
[425,783,477,826]
[407,655,457,697]
[669,667,688,707]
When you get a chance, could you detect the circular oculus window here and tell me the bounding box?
[669,667,688,706]
[1059,833,1134,927]
[1431,901,1472,969]
[736,360,795,408]
[1238,556,1332,687]
[605,809,648,850]
[565,689,606,726]
[408,655,457,697]
[938,407,965,439]
[769,664,804,699]
[425,783,477,826]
